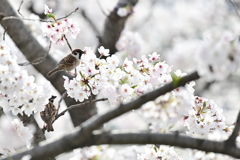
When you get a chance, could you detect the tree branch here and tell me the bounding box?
[63,34,72,51]
[96,0,139,57]
[0,0,96,126]
[55,98,108,121]
[2,71,200,160]
[17,0,24,18]
[0,107,4,117]
[41,98,108,134]
[56,91,67,115]
[56,7,79,21]
[18,41,52,66]
[84,131,240,159]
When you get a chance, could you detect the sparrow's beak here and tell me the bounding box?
[80,50,86,59]
[51,95,57,99]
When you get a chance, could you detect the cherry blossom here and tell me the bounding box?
[137,145,183,160]
[117,7,128,17]
[98,46,110,57]
[0,116,34,156]
[44,4,52,15]
[41,5,80,45]
[63,47,172,106]
[0,41,52,116]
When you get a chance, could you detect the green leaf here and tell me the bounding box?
[171,72,181,88]
[131,85,138,89]
[153,146,158,152]
[79,71,84,79]
[46,13,55,19]
[203,101,207,108]
[119,77,128,84]
[153,60,161,66]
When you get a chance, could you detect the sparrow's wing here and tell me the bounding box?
[58,54,76,67]
[46,103,57,117]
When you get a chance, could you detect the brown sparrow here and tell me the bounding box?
[40,95,57,132]
[48,49,84,77]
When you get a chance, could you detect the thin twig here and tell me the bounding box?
[56,91,67,115]
[74,68,77,77]
[42,97,106,133]
[2,15,52,22]
[56,7,79,21]
[80,8,100,36]
[96,0,108,17]
[0,11,50,22]
[3,27,7,41]
[2,7,79,22]
[225,109,240,147]
[17,0,24,18]
[86,83,93,102]
[18,41,52,66]
[55,98,108,121]
[63,34,72,51]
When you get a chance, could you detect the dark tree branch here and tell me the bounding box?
[96,0,139,57]
[2,71,200,160]
[0,0,96,126]
[84,131,240,159]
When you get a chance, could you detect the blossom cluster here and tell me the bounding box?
[0,41,52,116]
[0,117,34,156]
[70,145,143,160]
[127,0,240,83]
[189,150,238,160]
[116,30,144,59]
[41,5,80,45]
[70,146,105,160]
[137,145,183,160]
[184,96,233,139]
[63,47,172,106]
[197,30,240,81]
[141,70,195,131]
[183,96,240,159]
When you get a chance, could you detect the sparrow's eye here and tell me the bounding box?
[73,52,78,55]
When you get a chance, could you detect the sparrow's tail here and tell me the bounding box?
[48,68,60,77]
[46,123,54,132]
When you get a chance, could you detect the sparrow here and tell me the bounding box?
[48,49,84,77]
[40,95,57,132]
